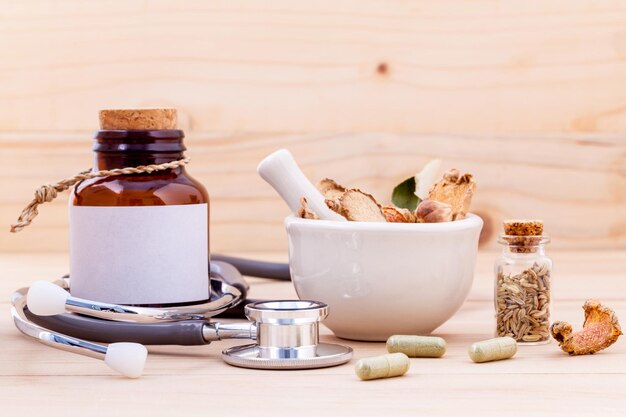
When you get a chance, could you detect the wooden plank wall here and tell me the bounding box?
[1,1,625,253]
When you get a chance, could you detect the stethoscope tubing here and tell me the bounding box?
[211,254,290,281]
[24,309,208,345]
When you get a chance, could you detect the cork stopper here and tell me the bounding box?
[99,109,177,130]
[503,219,544,236]
[501,219,546,253]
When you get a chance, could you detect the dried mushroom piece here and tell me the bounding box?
[297,197,319,220]
[428,169,476,220]
[551,299,622,355]
[328,189,387,222]
[382,206,416,223]
[317,178,346,201]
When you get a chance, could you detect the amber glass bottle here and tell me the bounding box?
[70,109,209,306]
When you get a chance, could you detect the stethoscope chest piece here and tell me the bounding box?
[221,300,353,370]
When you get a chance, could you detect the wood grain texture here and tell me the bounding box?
[1,0,626,253]
[1,251,625,416]
[1,132,624,252]
[2,1,626,133]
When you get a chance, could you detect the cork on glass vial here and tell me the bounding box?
[494,220,552,345]
[70,109,209,306]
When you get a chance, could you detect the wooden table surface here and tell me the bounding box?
[1,250,625,416]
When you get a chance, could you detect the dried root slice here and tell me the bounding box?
[297,197,319,220]
[324,198,343,215]
[428,169,476,220]
[382,206,416,223]
[551,299,622,355]
[415,200,453,223]
[317,178,346,201]
[328,189,387,222]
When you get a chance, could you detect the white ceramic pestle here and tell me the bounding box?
[257,149,346,221]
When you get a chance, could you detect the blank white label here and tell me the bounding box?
[70,204,209,304]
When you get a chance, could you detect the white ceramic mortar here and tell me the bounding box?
[285,214,483,341]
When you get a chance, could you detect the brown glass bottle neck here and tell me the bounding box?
[93,152,185,170]
[93,129,186,170]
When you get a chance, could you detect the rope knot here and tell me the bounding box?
[35,185,58,203]
[10,157,190,233]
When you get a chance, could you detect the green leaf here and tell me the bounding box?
[391,176,421,211]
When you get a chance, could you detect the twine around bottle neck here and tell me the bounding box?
[9,157,190,233]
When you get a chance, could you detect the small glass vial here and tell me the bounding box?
[494,220,552,345]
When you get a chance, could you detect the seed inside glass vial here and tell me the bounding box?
[386,335,446,358]
[355,353,410,380]
[468,337,517,363]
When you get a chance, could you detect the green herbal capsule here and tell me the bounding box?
[355,353,410,380]
[386,335,446,358]
[468,337,517,363]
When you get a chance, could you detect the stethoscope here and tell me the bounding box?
[11,256,353,378]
